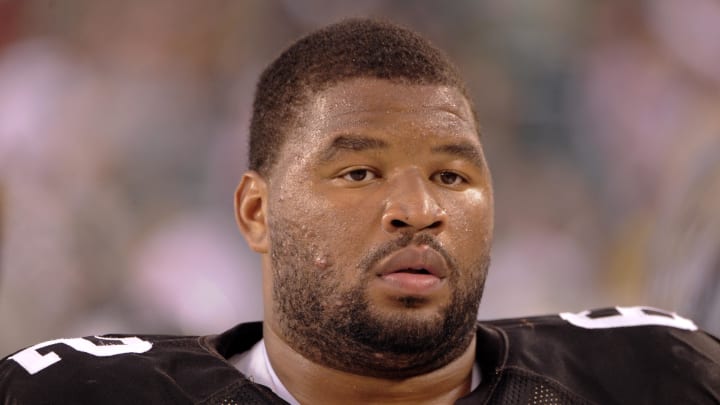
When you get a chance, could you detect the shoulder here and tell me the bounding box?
[480,306,720,403]
[485,306,718,351]
[0,332,241,404]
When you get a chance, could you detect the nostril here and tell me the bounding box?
[390,219,408,228]
[427,221,442,229]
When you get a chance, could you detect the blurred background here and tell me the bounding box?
[1,0,719,354]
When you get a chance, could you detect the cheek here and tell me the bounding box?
[271,197,363,274]
[309,208,377,284]
[445,191,493,257]
[313,218,369,272]
[308,185,379,236]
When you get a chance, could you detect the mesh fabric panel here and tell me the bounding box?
[488,368,596,405]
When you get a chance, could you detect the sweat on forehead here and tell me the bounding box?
[248,18,477,177]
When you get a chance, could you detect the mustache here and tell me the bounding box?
[358,232,457,274]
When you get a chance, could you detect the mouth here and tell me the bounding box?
[374,245,449,295]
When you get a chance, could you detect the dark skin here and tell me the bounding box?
[236,78,494,404]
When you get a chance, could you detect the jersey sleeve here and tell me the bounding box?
[490,306,720,404]
[0,335,162,404]
[0,332,282,405]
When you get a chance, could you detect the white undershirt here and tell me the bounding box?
[230,339,481,404]
[231,339,300,405]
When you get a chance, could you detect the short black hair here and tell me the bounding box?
[249,18,474,176]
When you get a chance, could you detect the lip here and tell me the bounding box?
[373,245,449,295]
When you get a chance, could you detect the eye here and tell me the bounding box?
[433,171,466,186]
[341,168,377,182]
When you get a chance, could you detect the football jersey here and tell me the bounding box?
[1,306,718,404]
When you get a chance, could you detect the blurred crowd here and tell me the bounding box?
[1,0,719,354]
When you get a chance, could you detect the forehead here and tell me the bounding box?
[300,78,477,137]
[267,78,482,181]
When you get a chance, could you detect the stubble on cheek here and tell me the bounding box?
[266,209,338,324]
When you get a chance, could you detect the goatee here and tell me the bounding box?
[269,218,489,378]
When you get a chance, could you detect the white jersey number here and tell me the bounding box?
[9,336,153,375]
[560,306,697,331]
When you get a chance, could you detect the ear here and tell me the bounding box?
[235,171,269,253]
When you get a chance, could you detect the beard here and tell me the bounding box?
[268,215,490,378]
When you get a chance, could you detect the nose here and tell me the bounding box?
[382,171,448,234]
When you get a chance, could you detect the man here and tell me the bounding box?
[1,18,719,404]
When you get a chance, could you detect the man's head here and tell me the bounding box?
[236,19,493,379]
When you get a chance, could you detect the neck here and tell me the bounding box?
[263,324,477,405]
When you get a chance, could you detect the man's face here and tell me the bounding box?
[263,77,493,377]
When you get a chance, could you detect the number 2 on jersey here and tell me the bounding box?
[9,336,153,375]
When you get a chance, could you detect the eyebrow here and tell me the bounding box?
[319,135,486,169]
[431,142,486,169]
[319,135,389,162]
